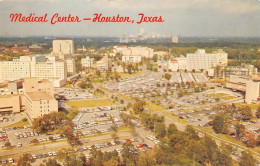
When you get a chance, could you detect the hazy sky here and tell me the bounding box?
[0,0,260,37]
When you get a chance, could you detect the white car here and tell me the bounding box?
[52,152,57,156]
[8,158,14,163]
[48,152,53,156]
[18,143,22,147]
[32,155,37,159]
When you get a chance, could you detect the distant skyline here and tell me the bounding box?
[0,0,260,37]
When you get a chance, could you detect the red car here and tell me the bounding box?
[126,139,132,143]
[136,144,145,149]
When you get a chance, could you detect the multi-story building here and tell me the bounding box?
[122,55,142,63]
[220,64,258,78]
[96,56,112,71]
[113,45,128,54]
[31,61,67,80]
[168,58,179,71]
[66,59,76,76]
[23,78,58,119]
[186,49,228,71]
[172,36,179,43]
[0,55,73,86]
[0,95,24,113]
[53,39,74,55]
[0,61,31,81]
[81,56,94,68]
[121,46,154,58]
[226,75,260,104]
[176,56,187,71]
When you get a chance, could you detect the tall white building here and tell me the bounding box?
[0,61,31,81]
[122,55,142,63]
[186,49,227,71]
[226,75,260,104]
[66,59,76,76]
[172,36,179,43]
[31,61,67,80]
[81,57,94,68]
[53,39,74,54]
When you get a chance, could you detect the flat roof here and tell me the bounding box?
[26,92,54,101]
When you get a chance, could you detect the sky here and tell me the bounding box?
[0,0,260,37]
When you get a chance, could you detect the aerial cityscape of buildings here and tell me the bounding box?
[0,37,259,165]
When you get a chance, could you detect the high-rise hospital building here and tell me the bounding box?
[0,39,76,87]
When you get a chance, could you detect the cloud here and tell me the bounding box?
[94,0,260,14]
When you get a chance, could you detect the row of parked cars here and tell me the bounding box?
[0,158,14,165]
[146,135,161,145]
[75,138,137,152]
[31,151,57,159]
[15,131,42,139]
[1,125,31,132]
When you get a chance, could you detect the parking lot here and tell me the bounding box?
[55,88,94,100]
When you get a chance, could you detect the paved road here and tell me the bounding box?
[0,130,133,158]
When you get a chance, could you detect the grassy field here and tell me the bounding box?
[207,93,236,100]
[61,84,73,89]
[145,101,167,112]
[210,78,229,83]
[2,119,30,129]
[99,86,116,93]
[118,94,132,101]
[66,99,118,108]
[234,103,260,110]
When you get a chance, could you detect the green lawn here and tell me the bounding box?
[207,93,236,100]
[234,103,260,110]
[2,119,30,129]
[61,84,73,89]
[145,101,167,112]
[66,99,118,108]
[118,94,132,101]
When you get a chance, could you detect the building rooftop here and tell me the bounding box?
[26,92,54,101]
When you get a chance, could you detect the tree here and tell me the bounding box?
[44,158,61,166]
[167,124,178,137]
[4,141,11,148]
[22,118,28,122]
[164,73,171,80]
[154,122,166,139]
[17,153,35,166]
[64,130,81,147]
[133,100,146,114]
[121,142,136,165]
[212,115,225,134]
[137,151,156,166]
[246,133,256,148]
[122,62,126,73]
[241,106,253,120]
[96,70,101,76]
[127,64,133,74]
[64,153,86,166]
[185,125,199,140]
[103,159,119,166]
[152,55,158,62]
[256,105,260,118]
[257,135,260,146]
[49,136,54,142]
[32,112,73,134]
[235,123,245,140]
[239,151,255,166]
